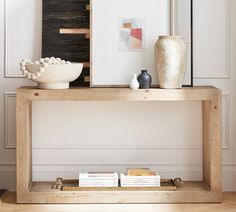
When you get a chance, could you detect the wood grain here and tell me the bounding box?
[16,90,32,203]
[0,190,7,203]
[59,28,90,37]
[2,192,236,212]
[42,0,90,87]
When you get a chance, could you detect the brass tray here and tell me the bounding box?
[52,178,183,191]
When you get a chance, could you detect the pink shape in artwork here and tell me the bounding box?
[130,28,142,41]
[130,36,142,49]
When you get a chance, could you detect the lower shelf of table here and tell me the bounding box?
[16,181,222,203]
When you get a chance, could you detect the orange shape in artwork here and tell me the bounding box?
[131,28,142,41]
[123,23,132,28]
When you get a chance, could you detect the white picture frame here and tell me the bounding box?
[90,0,192,87]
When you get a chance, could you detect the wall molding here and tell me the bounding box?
[2,163,236,167]
[4,0,25,78]
[0,163,15,166]
[223,164,236,191]
[33,163,203,166]
[0,164,16,172]
[4,92,16,149]
[194,0,231,79]
[32,144,202,150]
[222,93,231,150]
[33,171,202,182]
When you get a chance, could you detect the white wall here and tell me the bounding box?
[0,0,235,191]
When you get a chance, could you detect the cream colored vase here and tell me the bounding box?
[155,36,187,89]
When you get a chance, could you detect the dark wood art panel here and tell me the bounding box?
[42,0,90,86]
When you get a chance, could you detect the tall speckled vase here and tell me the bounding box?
[155,36,187,89]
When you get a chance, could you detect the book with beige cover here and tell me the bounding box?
[121,168,161,187]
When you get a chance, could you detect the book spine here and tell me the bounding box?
[79,173,118,178]
[121,185,161,187]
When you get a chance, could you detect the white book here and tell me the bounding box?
[121,179,160,182]
[79,179,118,182]
[79,182,118,185]
[79,172,118,178]
[79,181,118,184]
[120,173,160,180]
[121,184,161,187]
[80,182,118,185]
[79,185,118,188]
[121,181,160,184]
[120,172,161,187]
[79,183,118,187]
[79,179,119,182]
[121,182,161,185]
[121,176,160,184]
[80,183,118,186]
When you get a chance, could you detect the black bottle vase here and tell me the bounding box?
[137,70,152,89]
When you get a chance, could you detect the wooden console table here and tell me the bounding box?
[16,86,222,203]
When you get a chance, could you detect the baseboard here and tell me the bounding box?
[0,165,16,191]
[223,165,236,191]
[0,189,8,203]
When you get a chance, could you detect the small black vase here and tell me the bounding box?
[137,70,152,89]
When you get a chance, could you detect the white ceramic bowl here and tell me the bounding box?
[25,63,83,89]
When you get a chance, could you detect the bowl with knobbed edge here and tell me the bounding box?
[20,57,83,89]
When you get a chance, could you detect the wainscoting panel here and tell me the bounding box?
[173,0,192,43]
[4,92,16,149]
[193,0,231,78]
[4,0,42,77]
[0,164,16,190]
[222,165,236,191]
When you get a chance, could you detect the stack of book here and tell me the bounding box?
[79,172,119,187]
[120,168,161,187]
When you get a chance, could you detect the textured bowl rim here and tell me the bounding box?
[26,62,83,67]
[159,35,182,39]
